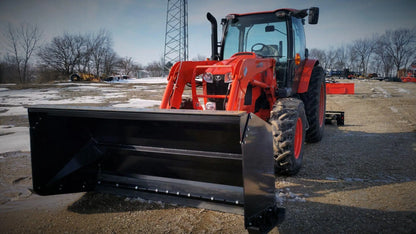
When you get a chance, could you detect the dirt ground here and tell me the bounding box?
[0,79,415,233]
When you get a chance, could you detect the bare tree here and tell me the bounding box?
[350,38,374,75]
[383,28,416,76]
[3,23,41,83]
[334,46,347,70]
[310,27,416,78]
[325,48,337,70]
[38,30,118,78]
[102,49,118,77]
[38,33,85,75]
[309,48,327,69]
[118,57,136,76]
[374,35,394,77]
[89,29,113,77]
[346,44,359,73]
[192,54,208,61]
[146,60,164,77]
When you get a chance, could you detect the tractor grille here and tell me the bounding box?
[206,75,228,110]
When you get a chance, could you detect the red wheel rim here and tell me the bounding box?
[318,83,325,127]
[294,117,303,159]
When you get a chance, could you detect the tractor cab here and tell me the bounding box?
[211,8,319,96]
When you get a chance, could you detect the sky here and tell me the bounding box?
[0,0,415,66]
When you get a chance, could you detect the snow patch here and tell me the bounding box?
[56,82,108,87]
[275,187,307,204]
[0,83,167,154]
[112,98,161,108]
[397,88,409,94]
[325,176,410,183]
[371,86,391,98]
[63,85,100,90]
[325,177,339,181]
[390,106,398,113]
[0,106,27,116]
[0,125,30,154]
[105,77,167,84]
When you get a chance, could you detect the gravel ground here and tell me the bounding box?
[0,79,415,233]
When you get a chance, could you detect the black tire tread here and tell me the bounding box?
[300,66,326,143]
[270,98,306,175]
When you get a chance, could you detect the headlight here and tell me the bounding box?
[206,102,216,110]
[203,73,213,83]
[195,74,203,82]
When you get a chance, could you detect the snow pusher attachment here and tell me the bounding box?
[28,105,284,233]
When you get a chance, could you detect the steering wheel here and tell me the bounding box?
[251,43,267,54]
[251,43,279,58]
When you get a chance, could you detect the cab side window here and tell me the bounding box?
[292,17,305,59]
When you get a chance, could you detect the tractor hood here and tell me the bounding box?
[204,52,258,76]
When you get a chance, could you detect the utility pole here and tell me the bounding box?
[163,0,188,75]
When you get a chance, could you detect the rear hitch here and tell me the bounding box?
[325,111,344,126]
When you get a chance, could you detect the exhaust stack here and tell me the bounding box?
[207,12,218,60]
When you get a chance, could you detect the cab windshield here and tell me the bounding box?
[222,13,288,62]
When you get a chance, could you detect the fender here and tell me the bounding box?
[297,59,319,93]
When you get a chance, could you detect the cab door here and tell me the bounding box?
[291,17,307,92]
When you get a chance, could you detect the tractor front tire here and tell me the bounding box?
[270,98,307,175]
[300,65,326,143]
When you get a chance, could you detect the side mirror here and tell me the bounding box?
[308,7,319,24]
[221,18,227,26]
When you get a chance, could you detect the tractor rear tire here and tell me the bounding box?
[300,65,326,143]
[270,98,307,175]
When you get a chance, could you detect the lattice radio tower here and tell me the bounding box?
[163,0,188,73]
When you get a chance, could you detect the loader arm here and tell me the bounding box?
[161,53,277,121]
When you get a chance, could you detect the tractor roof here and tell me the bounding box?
[227,8,308,19]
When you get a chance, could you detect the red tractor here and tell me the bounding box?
[161,7,325,175]
[28,7,324,233]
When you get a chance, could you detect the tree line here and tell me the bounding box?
[309,28,416,77]
[0,24,167,83]
[1,23,415,84]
